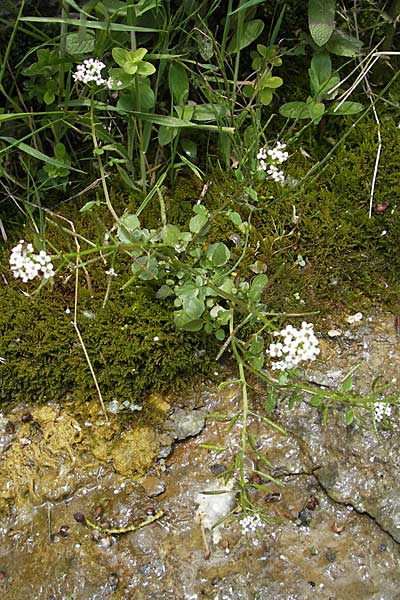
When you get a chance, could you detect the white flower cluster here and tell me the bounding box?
[73,58,112,88]
[267,321,320,371]
[240,513,265,535]
[9,240,55,282]
[374,402,392,422]
[257,141,288,183]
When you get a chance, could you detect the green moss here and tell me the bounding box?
[0,281,216,406]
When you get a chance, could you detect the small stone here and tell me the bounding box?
[171,408,206,440]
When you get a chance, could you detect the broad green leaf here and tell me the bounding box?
[182,296,205,320]
[248,274,268,302]
[308,0,336,47]
[309,50,332,96]
[207,243,231,267]
[116,81,155,111]
[175,105,194,121]
[330,101,363,115]
[176,281,200,299]
[260,75,283,89]
[156,284,174,299]
[161,224,181,246]
[174,310,204,331]
[131,256,158,280]
[192,103,227,122]
[279,101,325,122]
[259,87,273,105]
[169,62,189,106]
[181,138,197,159]
[158,125,178,146]
[109,68,132,90]
[228,211,242,226]
[228,19,264,53]
[136,61,156,77]
[112,47,131,67]
[189,213,208,233]
[326,30,362,56]
[44,90,55,105]
[65,31,95,55]
[215,329,225,341]
[79,200,98,213]
[117,213,140,243]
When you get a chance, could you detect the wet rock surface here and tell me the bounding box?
[0,311,399,599]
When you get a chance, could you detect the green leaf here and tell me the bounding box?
[341,375,353,392]
[192,103,227,122]
[207,243,231,267]
[228,19,264,53]
[326,30,362,56]
[260,75,283,89]
[182,296,205,319]
[158,124,178,146]
[308,0,336,47]
[65,31,95,55]
[310,396,323,407]
[309,50,332,96]
[279,100,325,122]
[109,68,132,90]
[117,213,140,243]
[174,310,204,331]
[112,47,131,68]
[79,200,98,213]
[156,284,174,299]
[189,206,209,233]
[136,61,156,77]
[0,136,83,172]
[181,138,197,159]
[345,407,354,425]
[330,101,363,115]
[215,329,225,341]
[169,62,189,106]
[161,224,181,246]
[248,273,268,302]
[259,88,273,105]
[131,255,159,280]
[44,90,55,105]
[228,211,242,226]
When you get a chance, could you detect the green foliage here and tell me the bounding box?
[0,283,216,405]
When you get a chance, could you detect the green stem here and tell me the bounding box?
[89,94,120,223]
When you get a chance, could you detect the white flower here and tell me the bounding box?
[240,513,265,536]
[73,58,108,86]
[374,402,392,423]
[267,321,320,371]
[9,240,55,282]
[267,164,285,183]
[267,141,288,163]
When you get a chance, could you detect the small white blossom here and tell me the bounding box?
[267,141,288,163]
[9,240,55,282]
[374,402,392,422]
[257,141,288,182]
[267,321,320,371]
[267,164,285,183]
[73,58,108,86]
[240,513,265,536]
